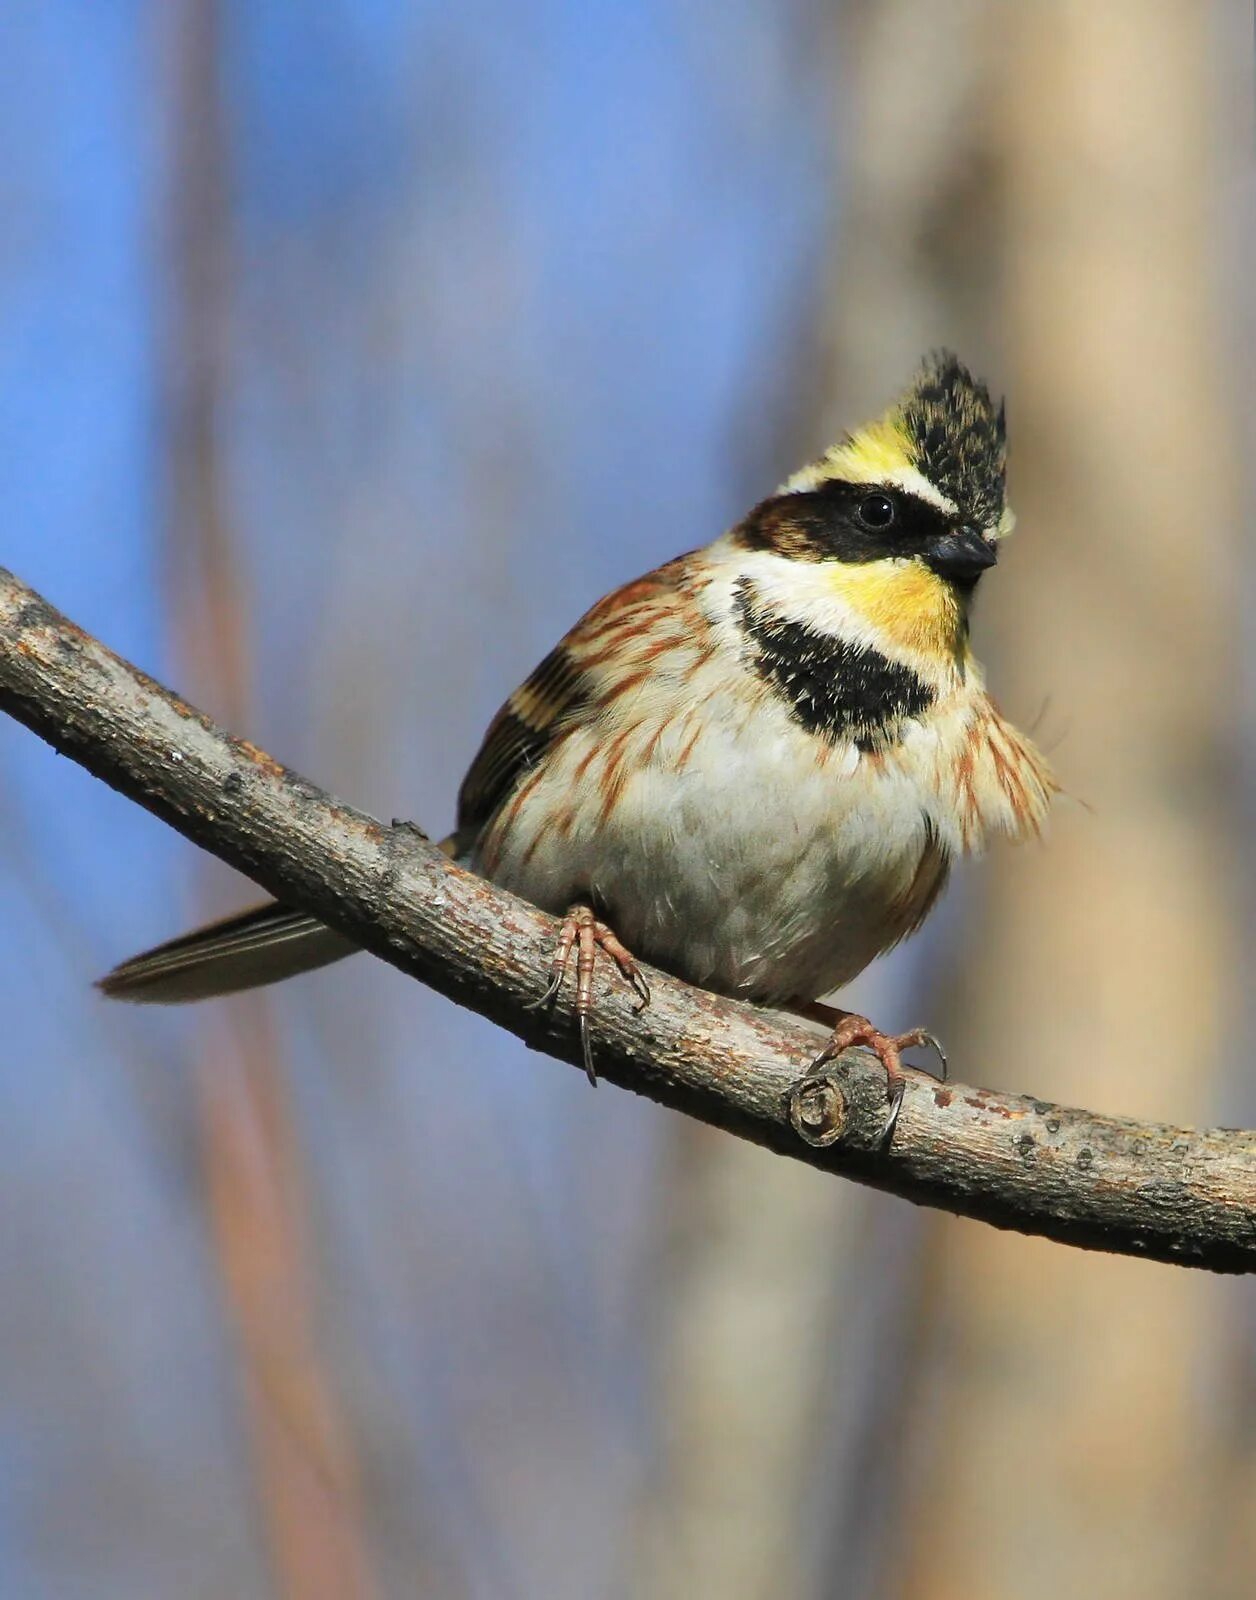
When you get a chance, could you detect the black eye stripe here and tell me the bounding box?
[735,480,964,565]
[799,482,947,561]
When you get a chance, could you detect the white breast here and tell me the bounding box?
[477,656,965,1005]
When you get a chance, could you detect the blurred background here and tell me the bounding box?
[1,2,1253,1596]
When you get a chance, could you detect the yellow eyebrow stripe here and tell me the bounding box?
[779,413,958,516]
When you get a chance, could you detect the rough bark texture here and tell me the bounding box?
[2,563,1255,1271]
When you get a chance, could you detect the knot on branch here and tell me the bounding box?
[786,1070,848,1148]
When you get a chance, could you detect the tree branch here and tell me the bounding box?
[2,564,1254,1271]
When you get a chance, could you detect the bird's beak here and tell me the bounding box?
[924,524,998,585]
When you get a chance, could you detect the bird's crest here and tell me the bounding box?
[783,352,1011,536]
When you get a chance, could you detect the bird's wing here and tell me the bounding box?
[454,555,695,848]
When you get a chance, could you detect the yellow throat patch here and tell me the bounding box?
[830,557,967,665]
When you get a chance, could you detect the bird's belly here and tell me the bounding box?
[479,700,948,1004]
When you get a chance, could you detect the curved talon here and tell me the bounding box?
[523,966,567,1013]
[878,1078,907,1150]
[919,1031,947,1082]
[626,969,651,1012]
[578,1013,597,1087]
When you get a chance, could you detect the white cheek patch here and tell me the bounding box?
[711,549,865,641]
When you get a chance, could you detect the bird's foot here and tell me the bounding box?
[523,903,650,1085]
[809,1010,947,1149]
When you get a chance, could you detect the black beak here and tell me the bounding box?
[925,525,998,585]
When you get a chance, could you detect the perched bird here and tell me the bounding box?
[100,352,1055,1136]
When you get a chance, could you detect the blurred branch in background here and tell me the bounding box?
[163,4,377,1596]
[4,564,1256,1275]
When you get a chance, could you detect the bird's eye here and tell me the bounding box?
[858,493,895,530]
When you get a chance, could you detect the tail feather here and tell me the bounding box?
[97,902,357,1003]
[98,829,462,1004]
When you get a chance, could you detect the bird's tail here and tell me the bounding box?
[96,901,358,1003]
[98,831,461,1004]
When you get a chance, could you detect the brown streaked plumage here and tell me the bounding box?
[98,352,1057,1141]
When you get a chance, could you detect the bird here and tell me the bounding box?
[99,351,1056,1138]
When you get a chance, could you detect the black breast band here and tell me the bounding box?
[734,577,935,750]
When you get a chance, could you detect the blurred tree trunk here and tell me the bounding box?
[632,5,1009,1596]
[891,6,1243,1599]
[164,5,377,1596]
[634,5,1246,1598]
